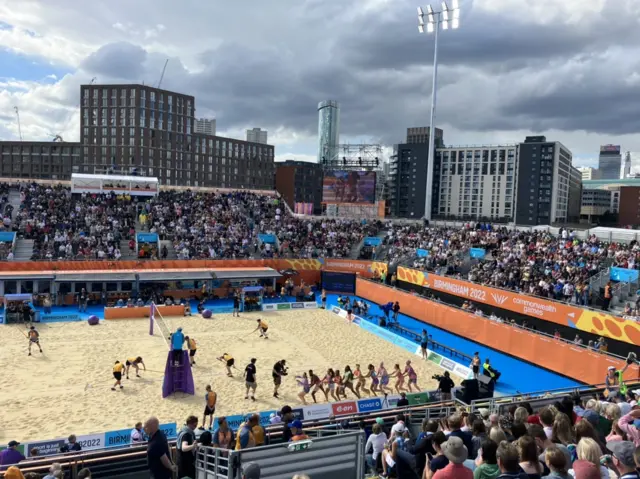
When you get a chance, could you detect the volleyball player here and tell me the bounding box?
[125,356,146,379]
[27,326,42,356]
[112,361,125,391]
[217,353,235,377]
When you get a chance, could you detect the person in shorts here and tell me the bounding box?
[420,329,429,360]
[470,352,481,379]
[27,326,42,356]
[244,358,257,401]
[272,360,288,399]
[254,319,269,339]
[125,356,146,379]
[232,294,240,317]
[202,385,217,429]
[217,353,235,377]
[112,361,125,391]
[186,336,197,366]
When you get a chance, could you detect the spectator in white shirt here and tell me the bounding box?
[131,422,144,444]
[365,423,387,474]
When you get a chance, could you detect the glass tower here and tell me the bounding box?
[317,100,340,164]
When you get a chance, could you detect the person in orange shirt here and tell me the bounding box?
[112,361,125,391]
[185,336,197,366]
[288,420,309,442]
[125,356,146,379]
[202,385,217,430]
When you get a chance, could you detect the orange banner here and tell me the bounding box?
[356,278,639,385]
[104,305,185,320]
[322,259,388,278]
[397,266,640,348]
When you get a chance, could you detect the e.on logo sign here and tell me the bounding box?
[332,401,357,416]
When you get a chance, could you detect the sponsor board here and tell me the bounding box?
[291,302,304,309]
[358,317,420,355]
[262,304,276,311]
[291,408,305,420]
[427,351,443,365]
[103,422,175,449]
[42,313,81,322]
[453,364,474,379]
[302,403,333,419]
[304,302,318,309]
[25,438,65,457]
[383,395,402,409]
[217,414,246,431]
[440,358,456,372]
[357,398,383,413]
[259,410,277,428]
[332,401,357,416]
[0,443,25,456]
[277,303,291,311]
[407,392,430,405]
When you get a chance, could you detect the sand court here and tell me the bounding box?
[0,309,442,443]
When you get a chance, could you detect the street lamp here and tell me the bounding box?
[417,0,460,222]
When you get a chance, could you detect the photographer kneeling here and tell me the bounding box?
[435,372,455,401]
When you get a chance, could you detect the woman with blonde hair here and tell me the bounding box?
[568,438,609,478]
[551,413,575,447]
[488,426,507,444]
[514,406,529,424]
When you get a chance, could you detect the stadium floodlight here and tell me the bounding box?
[416,2,461,221]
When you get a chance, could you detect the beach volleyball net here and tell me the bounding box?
[150,303,171,349]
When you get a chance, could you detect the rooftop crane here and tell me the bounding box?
[157,59,169,89]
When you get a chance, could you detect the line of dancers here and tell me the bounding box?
[294,360,421,405]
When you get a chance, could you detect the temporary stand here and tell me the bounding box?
[162,350,195,398]
[240,286,264,312]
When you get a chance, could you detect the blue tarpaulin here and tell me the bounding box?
[0,232,16,242]
[364,237,382,247]
[610,267,639,283]
[258,234,277,244]
[137,233,158,243]
[470,248,486,259]
[416,248,429,258]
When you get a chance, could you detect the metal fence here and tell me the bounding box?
[196,431,366,479]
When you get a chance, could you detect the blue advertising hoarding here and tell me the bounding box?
[258,234,277,244]
[364,237,382,247]
[470,248,486,259]
[136,233,159,243]
[610,267,639,283]
[0,231,16,242]
[416,248,429,258]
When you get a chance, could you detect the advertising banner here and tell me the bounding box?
[356,278,640,385]
[332,401,358,416]
[416,249,429,258]
[397,266,640,347]
[357,397,383,413]
[25,438,65,457]
[322,259,388,278]
[304,302,318,309]
[277,303,291,310]
[303,404,333,420]
[258,234,277,244]
[407,392,430,405]
[610,267,639,283]
[290,302,305,309]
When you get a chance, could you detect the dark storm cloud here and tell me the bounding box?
[339,2,640,73]
[81,42,148,80]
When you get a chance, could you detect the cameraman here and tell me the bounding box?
[437,372,455,401]
[272,359,288,399]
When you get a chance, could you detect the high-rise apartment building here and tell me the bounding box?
[598,145,622,180]
[275,160,324,215]
[195,118,216,136]
[434,145,518,221]
[515,136,581,226]
[406,127,444,144]
[623,151,631,178]
[317,100,340,164]
[387,143,430,218]
[246,128,268,144]
[78,84,274,189]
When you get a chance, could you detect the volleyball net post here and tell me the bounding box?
[150,303,171,350]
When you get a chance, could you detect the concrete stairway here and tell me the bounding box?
[118,240,138,260]
[160,240,178,260]
[12,238,34,261]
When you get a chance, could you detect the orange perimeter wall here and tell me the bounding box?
[104,305,185,319]
[356,279,639,385]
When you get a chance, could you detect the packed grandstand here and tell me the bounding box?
[1,182,640,479]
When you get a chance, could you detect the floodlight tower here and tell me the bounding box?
[417,0,460,221]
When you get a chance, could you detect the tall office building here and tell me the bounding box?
[387,143,430,218]
[317,100,340,164]
[246,128,268,144]
[434,145,518,221]
[195,118,216,136]
[598,145,622,180]
[515,136,581,226]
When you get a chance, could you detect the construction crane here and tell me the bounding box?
[53,135,64,142]
[13,106,23,141]
[157,59,169,89]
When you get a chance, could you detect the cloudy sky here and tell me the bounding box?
[1,0,639,167]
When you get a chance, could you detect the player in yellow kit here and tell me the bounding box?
[217,353,235,377]
[253,319,269,339]
[186,336,197,366]
[112,361,125,391]
[202,384,217,429]
[125,356,146,379]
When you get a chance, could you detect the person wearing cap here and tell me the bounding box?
[169,327,185,365]
[433,436,472,479]
[606,363,631,399]
[0,441,25,467]
[242,462,261,479]
[288,420,309,442]
[604,440,639,479]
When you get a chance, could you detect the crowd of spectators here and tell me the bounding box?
[464,228,640,305]
[12,184,136,261]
